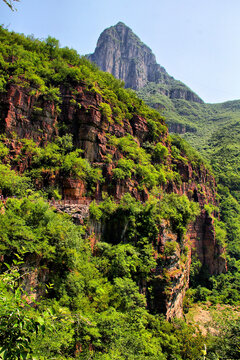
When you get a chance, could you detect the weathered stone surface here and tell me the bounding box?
[88,22,203,103]
[53,202,90,224]
[167,122,196,134]
[62,178,86,200]
[22,255,49,302]
[0,79,225,320]
[0,84,58,143]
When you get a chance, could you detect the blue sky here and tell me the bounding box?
[1,0,240,103]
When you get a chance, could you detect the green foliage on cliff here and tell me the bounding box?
[137,77,240,206]
[0,25,166,141]
[137,68,240,311]
[0,187,205,359]
[188,185,240,306]
[206,121,240,201]
[0,134,102,197]
[0,25,238,360]
[139,87,240,309]
[0,259,38,359]
[207,318,240,359]
[109,134,172,188]
[0,196,83,263]
[0,131,203,359]
[206,185,240,305]
[99,102,112,123]
[170,134,211,171]
[0,164,31,197]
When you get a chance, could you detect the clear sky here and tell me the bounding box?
[1,0,240,103]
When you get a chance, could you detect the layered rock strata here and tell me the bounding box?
[0,82,226,319]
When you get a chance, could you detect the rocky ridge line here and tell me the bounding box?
[88,22,203,103]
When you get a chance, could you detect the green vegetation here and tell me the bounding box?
[206,121,240,200]
[137,67,240,316]
[137,82,203,133]
[170,134,211,171]
[0,25,166,141]
[0,134,102,198]
[99,102,112,123]
[109,134,172,188]
[0,172,205,359]
[164,117,240,310]
[137,82,240,169]
[207,318,240,359]
[138,81,240,200]
[0,25,239,360]
[0,164,31,197]
[188,187,240,306]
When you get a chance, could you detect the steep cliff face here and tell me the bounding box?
[153,161,226,319]
[88,22,167,90]
[0,84,58,143]
[89,22,203,104]
[0,81,226,319]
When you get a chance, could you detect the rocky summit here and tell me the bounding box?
[89,22,203,103]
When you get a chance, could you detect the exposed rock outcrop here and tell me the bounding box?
[0,84,58,143]
[88,22,203,104]
[0,82,225,319]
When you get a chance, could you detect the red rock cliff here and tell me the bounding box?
[0,83,226,318]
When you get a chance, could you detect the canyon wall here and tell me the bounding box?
[0,82,226,318]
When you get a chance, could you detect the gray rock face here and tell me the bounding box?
[88,22,169,90]
[88,22,203,103]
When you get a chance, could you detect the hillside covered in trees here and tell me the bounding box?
[0,25,239,360]
[89,22,240,204]
[89,19,240,312]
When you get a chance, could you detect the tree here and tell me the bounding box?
[208,319,240,359]
[0,259,38,359]
[2,0,19,11]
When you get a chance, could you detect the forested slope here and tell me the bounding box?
[0,26,239,359]
[88,21,240,314]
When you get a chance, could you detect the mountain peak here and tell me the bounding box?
[113,22,136,34]
[97,22,143,47]
[115,21,128,27]
[88,24,203,103]
[89,22,163,89]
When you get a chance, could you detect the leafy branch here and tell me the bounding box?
[2,0,19,11]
